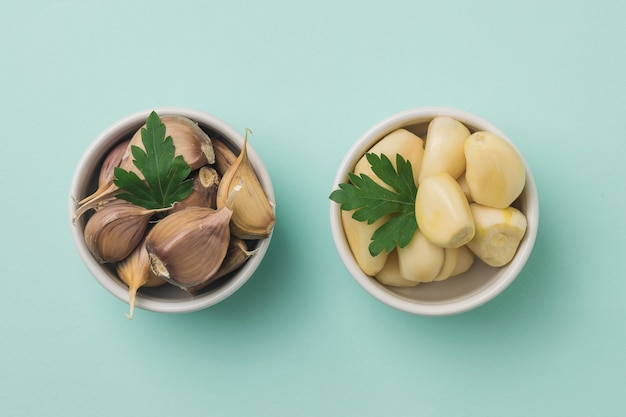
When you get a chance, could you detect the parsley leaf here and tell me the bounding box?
[113,111,194,210]
[329,153,418,256]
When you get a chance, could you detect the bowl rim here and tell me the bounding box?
[329,106,539,316]
[69,106,275,314]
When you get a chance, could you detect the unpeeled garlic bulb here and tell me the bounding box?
[464,131,525,208]
[216,130,275,239]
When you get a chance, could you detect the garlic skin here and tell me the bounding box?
[354,129,424,188]
[418,116,470,184]
[145,206,232,288]
[170,166,220,213]
[116,239,165,320]
[466,203,527,267]
[415,172,475,248]
[83,200,155,263]
[375,249,419,288]
[464,131,526,209]
[396,229,444,283]
[211,137,238,177]
[216,131,275,239]
[341,210,388,276]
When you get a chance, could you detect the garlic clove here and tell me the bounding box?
[418,116,470,184]
[415,172,475,248]
[216,130,275,240]
[450,245,475,277]
[341,209,388,276]
[83,200,155,263]
[433,247,461,282]
[170,166,220,213]
[375,249,419,288]
[116,238,166,320]
[466,203,527,267]
[464,131,526,209]
[145,206,232,288]
[183,237,257,295]
[211,137,238,177]
[78,140,129,208]
[396,229,444,283]
[457,172,473,204]
[354,129,424,188]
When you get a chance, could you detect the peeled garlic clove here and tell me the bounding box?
[466,203,527,267]
[415,172,475,248]
[418,116,470,184]
[433,247,460,282]
[216,130,275,239]
[116,238,165,320]
[464,131,526,208]
[211,137,238,177]
[457,172,473,204]
[170,166,220,213]
[450,245,475,277]
[375,249,419,287]
[341,210,388,276]
[146,206,232,288]
[354,129,424,188]
[396,229,444,283]
[183,237,257,295]
[83,200,155,263]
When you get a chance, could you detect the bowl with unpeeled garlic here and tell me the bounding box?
[69,107,276,317]
[329,107,538,316]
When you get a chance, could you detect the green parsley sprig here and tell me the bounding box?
[113,111,194,210]
[329,153,418,256]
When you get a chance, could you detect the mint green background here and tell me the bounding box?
[2,0,625,415]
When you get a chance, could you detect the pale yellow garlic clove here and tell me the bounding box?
[341,210,388,276]
[433,247,460,281]
[116,238,166,320]
[464,131,526,208]
[216,130,275,240]
[83,200,155,263]
[457,172,473,204]
[170,166,220,213]
[450,245,475,277]
[396,229,444,283]
[354,129,424,188]
[415,173,475,248]
[466,203,527,267]
[146,206,232,288]
[375,249,419,288]
[418,116,470,184]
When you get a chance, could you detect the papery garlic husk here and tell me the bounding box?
[212,137,238,177]
[183,237,257,295]
[170,166,220,213]
[418,116,470,184]
[74,114,215,222]
[341,210,389,276]
[77,140,129,207]
[116,238,166,320]
[354,129,424,188]
[83,200,155,263]
[145,206,232,288]
[375,249,419,288]
[216,131,275,239]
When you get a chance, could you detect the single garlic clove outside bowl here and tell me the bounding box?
[69,107,275,314]
[329,107,539,316]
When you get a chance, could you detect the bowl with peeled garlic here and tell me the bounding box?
[329,107,538,316]
[69,107,275,317]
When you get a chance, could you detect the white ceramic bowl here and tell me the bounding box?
[330,107,538,316]
[69,107,275,314]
